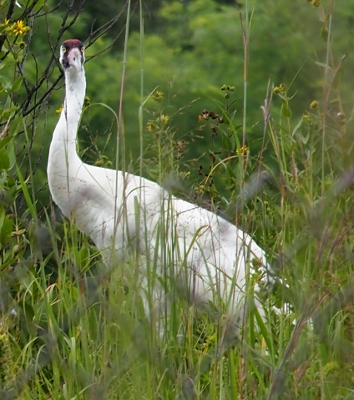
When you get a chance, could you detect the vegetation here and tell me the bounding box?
[0,0,354,398]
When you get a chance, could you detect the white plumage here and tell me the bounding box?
[48,39,270,331]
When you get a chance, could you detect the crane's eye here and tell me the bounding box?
[61,46,66,53]
[81,46,85,52]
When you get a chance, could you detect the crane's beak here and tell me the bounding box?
[61,47,84,72]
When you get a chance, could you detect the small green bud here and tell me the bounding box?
[303,112,311,120]
[310,100,319,109]
[321,26,328,41]
[273,83,286,94]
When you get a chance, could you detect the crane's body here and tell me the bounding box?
[48,40,269,326]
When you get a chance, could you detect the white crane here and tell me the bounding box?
[48,39,272,334]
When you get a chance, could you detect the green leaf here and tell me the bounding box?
[0,207,4,228]
[281,101,292,118]
[11,76,23,93]
[78,246,90,269]
[332,63,344,90]
[291,117,303,137]
[2,106,18,120]
[0,134,13,151]
[6,139,15,169]
[0,214,13,246]
[299,132,310,145]
[0,174,5,192]
[0,148,9,169]
[0,132,15,170]
[9,115,22,136]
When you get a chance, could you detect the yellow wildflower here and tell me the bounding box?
[56,104,63,114]
[147,122,153,131]
[12,20,28,36]
[158,114,169,125]
[236,145,248,155]
[4,19,9,26]
[153,91,164,101]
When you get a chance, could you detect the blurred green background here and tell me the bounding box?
[9,0,353,210]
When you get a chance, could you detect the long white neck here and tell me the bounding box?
[50,68,86,164]
[48,67,86,213]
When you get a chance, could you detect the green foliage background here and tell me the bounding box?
[24,0,354,204]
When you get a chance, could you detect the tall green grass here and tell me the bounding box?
[2,0,354,399]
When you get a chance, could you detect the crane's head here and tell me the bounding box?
[59,39,85,73]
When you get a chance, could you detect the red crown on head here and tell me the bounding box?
[62,39,84,49]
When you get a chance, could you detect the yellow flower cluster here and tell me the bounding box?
[157,114,169,125]
[152,90,164,101]
[13,20,27,35]
[2,19,30,36]
[146,113,169,132]
[236,145,248,155]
